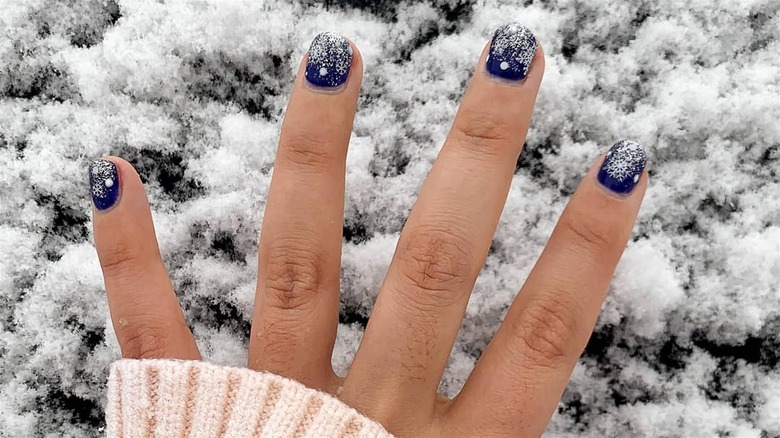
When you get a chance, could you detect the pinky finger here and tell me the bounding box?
[90,157,199,360]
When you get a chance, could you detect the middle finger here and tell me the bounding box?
[343,24,545,428]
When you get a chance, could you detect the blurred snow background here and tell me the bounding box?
[0,0,778,436]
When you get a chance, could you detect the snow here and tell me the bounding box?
[1,0,778,435]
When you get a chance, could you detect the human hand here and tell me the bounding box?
[91,24,647,437]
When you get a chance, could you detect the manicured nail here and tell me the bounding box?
[597,140,647,195]
[486,23,538,81]
[305,32,353,88]
[89,159,120,211]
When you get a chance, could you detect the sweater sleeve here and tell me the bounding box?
[105,359,393,438]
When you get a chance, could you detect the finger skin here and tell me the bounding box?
[342,28,545,430]
[248,35,363,390]
[449,151,648,437]
[91,157,199,360]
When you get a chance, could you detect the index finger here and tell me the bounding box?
[449,141,648,437]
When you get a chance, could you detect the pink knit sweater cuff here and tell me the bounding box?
[106,359,393,438]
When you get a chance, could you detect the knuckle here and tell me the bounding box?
[254,319,301,369]
[451,109,512,154]
[404,322,438,373]
[558,211,615,254]
[393,224,473,311]
[262,240,324,312]
[279,132,337,170]
[98,240,148,280]
[119,323,170,359]
[511,298,577,367]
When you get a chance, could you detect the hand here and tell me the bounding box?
[90,25,647,437]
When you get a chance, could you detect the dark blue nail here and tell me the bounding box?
[597,140,647,195]
[486,23,537,81]
[89,159,120,211]
[305,32,352,88]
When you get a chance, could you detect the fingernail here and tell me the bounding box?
[305,32,353,88]
[597,140,647,195]
[486,23,538,81]
[89,159,120,211]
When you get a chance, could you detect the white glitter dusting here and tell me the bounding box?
[89,160,116,199]
[603,140,647,182]
[307,32,352,86]
[491,23,537,76]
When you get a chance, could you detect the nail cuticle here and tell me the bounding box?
[302,73,350,94]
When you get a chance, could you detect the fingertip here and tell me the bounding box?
[343,37,365,87]
[531,39,546,82]
[344,37,364,71]
[103,156,144,183]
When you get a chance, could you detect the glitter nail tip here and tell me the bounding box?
[89,159,120,211]
[486,23,537,81]
[597,140,647,195]
[305,32,353,88]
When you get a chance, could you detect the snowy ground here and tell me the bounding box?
[1,0,778,436]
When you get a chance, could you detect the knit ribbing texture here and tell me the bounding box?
[106,359,393,438]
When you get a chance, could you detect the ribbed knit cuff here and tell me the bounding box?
[106,359,393,438]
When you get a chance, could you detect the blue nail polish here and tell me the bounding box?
[89,159,120,211]
[486,23,537,81]
[597,140,647,195]
[305,32,353,88]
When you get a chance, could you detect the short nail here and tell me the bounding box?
[486,23,538,81]
[305,32,353,88]
[597,140,647,195]
[89,159,120,211]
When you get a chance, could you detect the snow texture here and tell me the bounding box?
[1,0,778,436]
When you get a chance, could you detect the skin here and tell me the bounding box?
[92,35,647,437]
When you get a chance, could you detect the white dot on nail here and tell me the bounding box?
[104,178,114,188]
[319,67,328,76]
[633,174,639,183]
[500,61,509,70]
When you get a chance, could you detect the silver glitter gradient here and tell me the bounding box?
[306,32,352,85]
[489,23,537,77]
[603,140,647,182]
[89,159,115,199]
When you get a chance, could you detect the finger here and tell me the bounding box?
[248,32,362,390]
[90,157,199,360]
[343,23,544,425]
[450,140,648,437]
